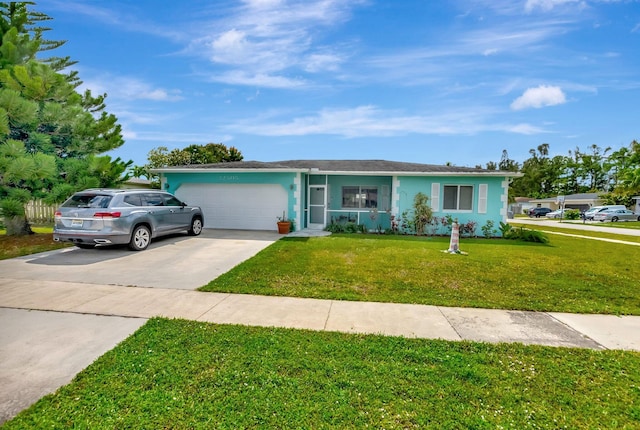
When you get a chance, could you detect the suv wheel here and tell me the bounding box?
[188,217,203,236]
[129,225,151,251]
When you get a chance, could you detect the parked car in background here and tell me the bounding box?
[54,189,204,251]
[528,207,553,218]
[583,205,627,220]
[545,209,564,219]
[593,209,640,222]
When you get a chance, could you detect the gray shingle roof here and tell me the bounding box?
[166,159,513,174]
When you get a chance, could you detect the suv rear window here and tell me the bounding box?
[123,194,143,206]
[62,194,113,208]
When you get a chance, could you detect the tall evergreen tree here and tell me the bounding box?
[0,2,78,82]
[0,2,128,235]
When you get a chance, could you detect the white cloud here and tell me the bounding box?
[44,0,185,41]
[510,85,567,110]
[79,75,183,102]
[225,105,547,137]
[211,29,248,57]
[507,123,549,134]
[304,53,343,72]
[243,0,285,8]
[208,71,307,89]
[188,0,363,87]
[524,0,585,13]
[365,21,572,85]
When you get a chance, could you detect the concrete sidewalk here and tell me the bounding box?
[2,278,639,351]
[3,278,640,424]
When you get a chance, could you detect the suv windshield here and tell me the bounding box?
[61,194,113,209]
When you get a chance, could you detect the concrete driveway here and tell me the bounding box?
[0,229,279,424]
[0,308,145,424]
[0,229,280,290]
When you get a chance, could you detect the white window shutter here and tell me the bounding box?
[381,185,390,211]
[431,183,440,211]
[478,184,488,214]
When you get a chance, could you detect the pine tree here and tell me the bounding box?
[0,2,128,235]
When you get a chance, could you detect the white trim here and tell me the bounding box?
[294,173,301,229]
[381,184,390,212]
[431,183,440,211]
[151,167,308,174]
[392,177,400,216]
[308,170,523,177]
[500,180,509,220]
[478,184,488,214]
[152,167,522,177]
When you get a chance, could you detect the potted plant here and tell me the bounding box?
[276,211,294,234]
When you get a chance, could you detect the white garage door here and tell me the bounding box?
[175,183,288,230]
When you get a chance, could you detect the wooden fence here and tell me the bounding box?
[25,200,57,224]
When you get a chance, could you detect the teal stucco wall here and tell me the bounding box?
[395,176,508,235]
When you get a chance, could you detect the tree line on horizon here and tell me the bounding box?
[479,142,640,206]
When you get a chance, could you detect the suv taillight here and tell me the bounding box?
[55,211,62,219]
[93,212,121,218]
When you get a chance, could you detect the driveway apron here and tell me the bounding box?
[0,229,280,290]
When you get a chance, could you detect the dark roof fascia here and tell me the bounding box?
[151,160,522,177]
[150,167,307,174]
[309,170,521,177]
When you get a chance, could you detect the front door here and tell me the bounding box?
[308,186,326,229]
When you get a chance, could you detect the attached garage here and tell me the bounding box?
[175,183,288,230]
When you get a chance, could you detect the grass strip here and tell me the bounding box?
[515,222,640,243]
[201,234,640,315]
[5,319,640,429]
[0,227,71,260]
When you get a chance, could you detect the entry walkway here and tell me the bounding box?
[1,278,639,351]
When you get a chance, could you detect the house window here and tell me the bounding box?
[443,185,473,211]
[342,186,378,209]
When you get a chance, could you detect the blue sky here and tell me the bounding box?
[38,0,639,168]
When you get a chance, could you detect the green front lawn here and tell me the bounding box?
[201,234,640,315]
[6,319,640,429]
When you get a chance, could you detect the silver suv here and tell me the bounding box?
[53,189,204,251]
